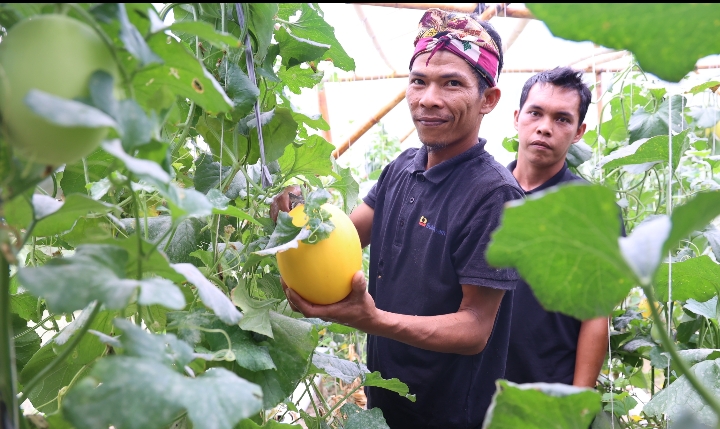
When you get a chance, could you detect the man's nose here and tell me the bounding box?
[536,117,552,136]
[419,84,443,108]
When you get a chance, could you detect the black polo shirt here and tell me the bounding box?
[362,140,523,429]
[504,160,585,385]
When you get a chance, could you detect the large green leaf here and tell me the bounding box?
[248,3,279,60]
[278,135,335,180]
[328,164,360,214]
[654,256,720,302]
[17,244,185,313]
[165,21,241,48]
[362,372,416,402]
[644,358,720,427]
[24,90,117,129]
[665,191,720,255]
[276,26,330,68]
[526,4,720,82]
[60,148,115,196]
[311,352,367,384]
[120,216,208,266]
[203,317,276,372]
[483,380,601,429]
[172,263,243,325]
[135,33,233,115]
[231,285,278,338]
[236,312,317,409]
[486,183,634,320]
[112,318,195,369]
[118,3,162,66]
[281,4,355,71]
[218,57,259,119]
[19,310,115,413]
[628,95,686,143]
[600,129,689,173]
[340,403,390,429]
[12,313,40,374]
[245,108,299,165]
[4,193,115,237]
[278,65,324,95]
[63,357,262,429]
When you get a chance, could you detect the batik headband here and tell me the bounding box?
[410,8,501,87]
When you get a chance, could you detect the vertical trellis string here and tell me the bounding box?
[666,93,673,427]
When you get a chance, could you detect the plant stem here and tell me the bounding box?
[0,253,19,429]
[643,285,720,418]
[19,302,101,402]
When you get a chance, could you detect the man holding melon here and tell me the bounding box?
[275,9,523,429]
[504,68,610,388]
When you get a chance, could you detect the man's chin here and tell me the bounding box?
[421,141,449,153]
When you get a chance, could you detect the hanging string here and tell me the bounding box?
[665,92,673,427]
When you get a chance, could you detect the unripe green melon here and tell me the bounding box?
[0,14,118,166]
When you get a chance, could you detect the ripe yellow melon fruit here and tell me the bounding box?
[277,204,362,305]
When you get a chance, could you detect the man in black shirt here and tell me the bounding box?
[505,67,609,387]
[280,8,523,429]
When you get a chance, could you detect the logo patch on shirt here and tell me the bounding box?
[418,215,446,236]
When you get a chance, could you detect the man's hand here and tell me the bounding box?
[270,185,301,223]
[283,271,378,332]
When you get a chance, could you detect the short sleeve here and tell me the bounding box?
[452,185,523,290]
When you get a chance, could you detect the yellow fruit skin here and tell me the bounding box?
[277,204,362,305]
[0,15,118,166]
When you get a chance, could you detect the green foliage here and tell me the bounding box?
[527,3,720,82]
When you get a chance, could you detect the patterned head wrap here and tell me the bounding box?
[410,8,501,87]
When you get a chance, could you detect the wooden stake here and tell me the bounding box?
[332,87,408,159]
[502,18,529,53]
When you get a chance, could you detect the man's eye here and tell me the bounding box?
[411,78,424,85]
[529,111,539,116]
[447,80,461,86]
[558,117,570,123]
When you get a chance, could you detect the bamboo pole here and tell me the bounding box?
[354,4,397,73]
[323,63,720,82]
[502,18,529,54]
[332,87,408,159]
[399,127,416,143]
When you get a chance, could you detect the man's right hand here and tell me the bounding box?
[270,185,301,223]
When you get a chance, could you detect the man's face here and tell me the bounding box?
[514,83,586,170]
[407,50,498,152]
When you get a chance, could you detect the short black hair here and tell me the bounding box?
[519,67,592,126]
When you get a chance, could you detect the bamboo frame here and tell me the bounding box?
[317,85,332,143]
[354,4,396,73]
[331,87,408,159]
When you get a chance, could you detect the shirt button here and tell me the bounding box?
[400,219,405,227]
[409,197,415,203]
[418,176,425,182]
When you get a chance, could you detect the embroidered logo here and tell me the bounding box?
[418,216,446,236]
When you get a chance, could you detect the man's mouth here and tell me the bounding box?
[530,140,551,149]
[415,116,450,127]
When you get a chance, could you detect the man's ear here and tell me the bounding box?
[480,87,501,114]
[572,123,587,144]
[513,110,520,131]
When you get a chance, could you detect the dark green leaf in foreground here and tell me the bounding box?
[665,191,720,255]
[18,244,185,313]
[526,4,720,82]
[63,357,263,429]
[618,216,670,286]
[644,358,720,428]
[329,164,360,215]
[257,212,309,256]
[245,108,299,165]
[237,312,317,409]
[276,26,330,68]
[600,129,689,173]
[362,371,416,402]
[24,90,117,128]
[4,193,115,237]
[654,256,720,302]
[219,57,259,119]
[340,403,390,429]
[487,183,634,319]
[117,3,162,66]
[203,317,276,372]
[483,380,601,429]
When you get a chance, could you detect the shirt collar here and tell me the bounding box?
[507,160,569,195]
[407,139,488,184]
